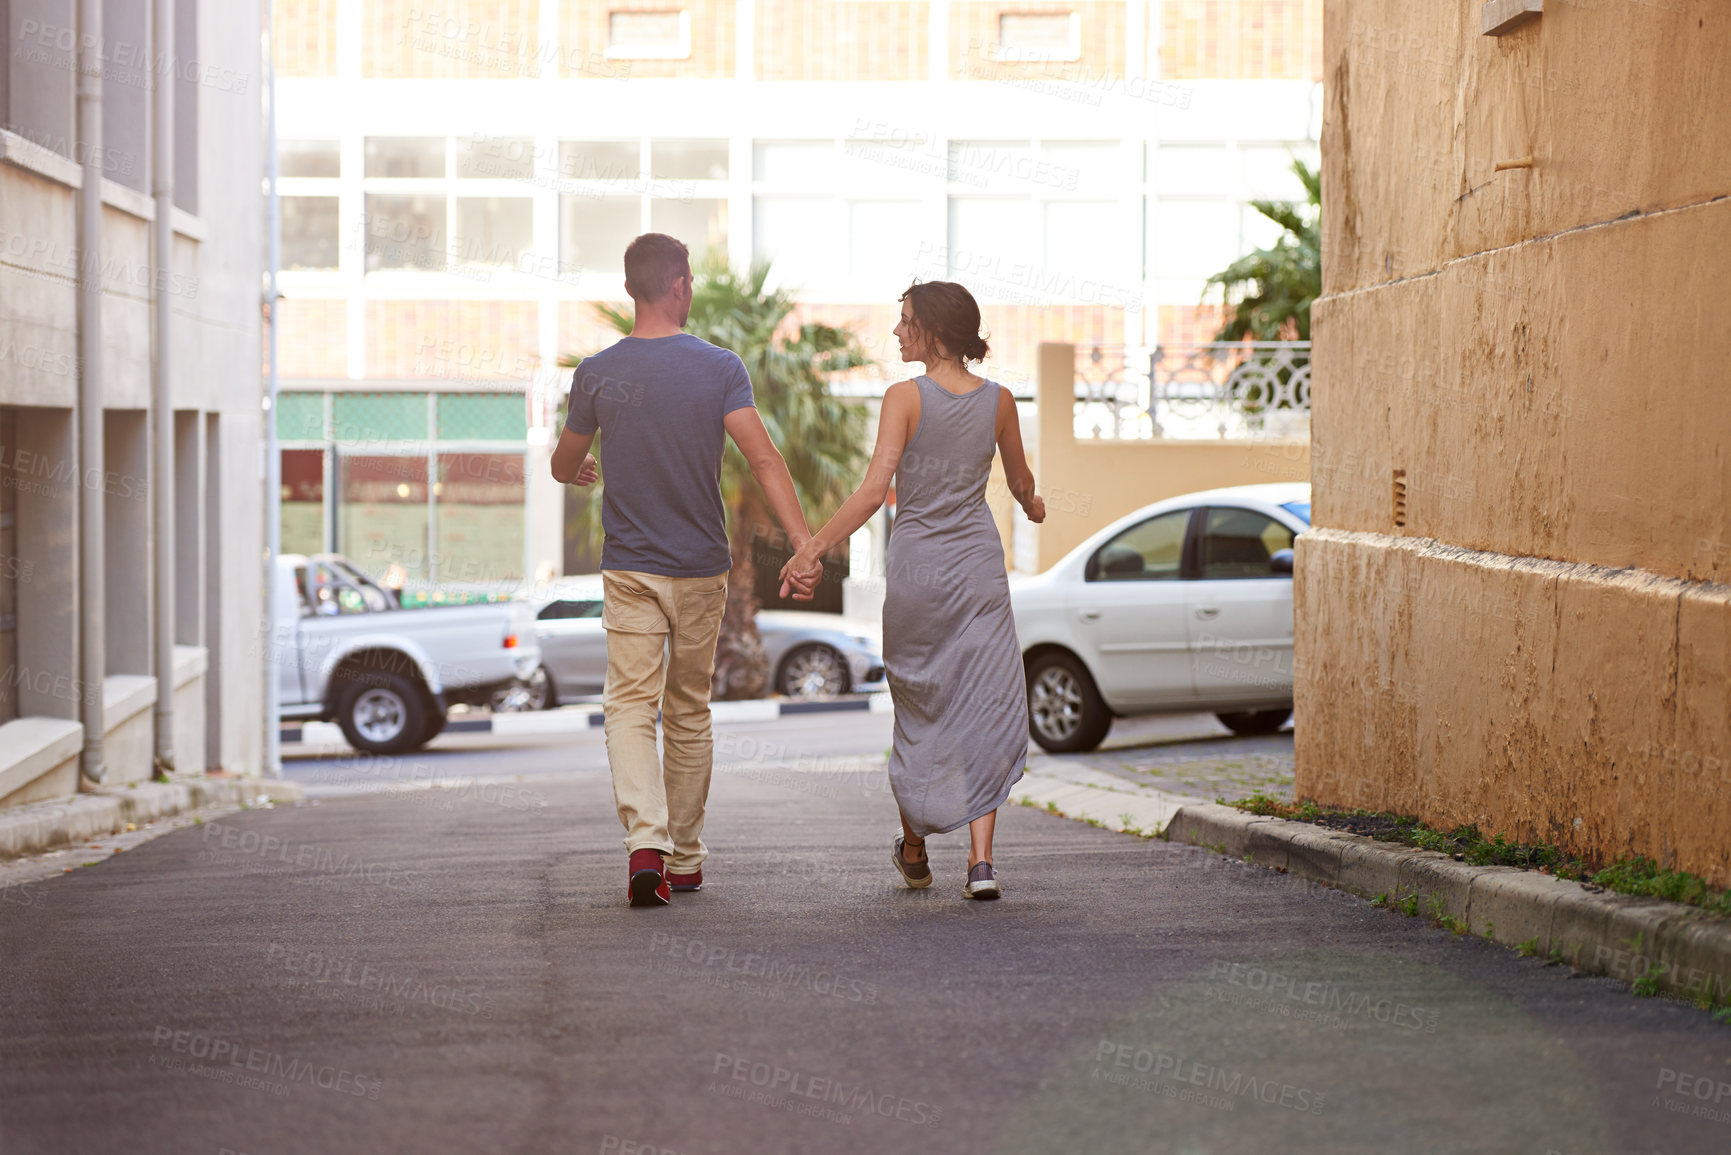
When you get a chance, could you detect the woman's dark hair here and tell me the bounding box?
[900,281,990,364]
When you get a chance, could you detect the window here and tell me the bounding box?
[281,140,341,179]
[338,456,430,581]
[1087,510,1190,582]
[754,141,831,183]
[457,136,535,180]
[947,198,1038,277]
[281,197,340,270]
[753,197,833,286]
[365,194,447,271]
[437,454,525,584]
[1198,508,1295,580]
[560,194,640,276]
[1282,501,1312,526]
[538,599,604,621]
[560,141,640,181]
[607,10,688,59]
[996,13,1079,62]
[365,137,445,179]
[454,197,533,268]
[651,139,728,180]
[281,449,326,556]
[1150,198,1237,280]
[650,197,727,262]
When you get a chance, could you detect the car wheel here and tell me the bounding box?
[1216,708,1291,736]
[336,672,429,755]
[776,645,851,699]
[492,665,554,713]
[419,707,448,745]
[1026,652,1112,753]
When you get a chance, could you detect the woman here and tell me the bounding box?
[780,281,1044,899]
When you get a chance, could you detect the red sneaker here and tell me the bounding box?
[628,848,669,907]
[666,866,703,892]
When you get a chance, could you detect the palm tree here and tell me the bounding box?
[1205,157,1321,342]
[558,253,872,699]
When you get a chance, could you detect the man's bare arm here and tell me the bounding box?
[550,428,598,485]
[723,407,818,596]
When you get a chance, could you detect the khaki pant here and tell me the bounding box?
[601,569,729,873]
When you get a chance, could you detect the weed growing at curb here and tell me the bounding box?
[1223,793,1731,917]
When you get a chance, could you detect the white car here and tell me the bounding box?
[500,577,886,708]
[1011,483,1310,753]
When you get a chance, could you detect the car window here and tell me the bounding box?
[1086,510,1190,582]
[1199,508,1295,579]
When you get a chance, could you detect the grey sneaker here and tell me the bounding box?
[964,861,1000,900]
[891,835,932,889]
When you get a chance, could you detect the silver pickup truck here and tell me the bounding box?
[272,554,540,754]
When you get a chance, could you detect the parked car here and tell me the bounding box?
[273,554,541,754]
[1011,483,1310,753]
[501,578,886,709]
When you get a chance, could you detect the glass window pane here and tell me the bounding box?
[282,196,339,270]
[650,198,728,263]
[848,201,923,285]
[1040,141,1122,197]
[752,197,835,287]
[754,141,832,183]
[609,11,686,57]
[338,455,430,581]
[1089,511,1190,582]
[948,140,1029,189]
[1044,201,1125,289]
[1150,198,1237,280]
[560,194,640,275]
[947,197,1037,283]
[280,449,325,556]
[651,140,729,180]
[457,136,536,180]
[281,139,341,178]
[1242,146,1308,201]
[437,454,525,584]
[1200,508,1294,580]
[454,197,533,268]
[1151,145,1231,196]
[366,194,447,271]
[560,141,641,180]
[364,137,445,178]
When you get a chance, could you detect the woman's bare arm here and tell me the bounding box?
[996,387,1045,522]
[778,380,920,594]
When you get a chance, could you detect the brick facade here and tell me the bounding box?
[755,1,929,82]
[561,0,736,79]
[367,300,541,382]
[364,0,544,80]
[274,0,340,78]
[276,298,349,378]
[1160,0,1324,81]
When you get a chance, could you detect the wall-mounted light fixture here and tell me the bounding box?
[1483,0,1543,36]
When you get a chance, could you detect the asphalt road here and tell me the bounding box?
[3,719,1729,1154]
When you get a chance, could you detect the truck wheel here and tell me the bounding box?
[1026,652,1112,753]
[336,672,429,755]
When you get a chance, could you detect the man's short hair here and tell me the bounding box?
[623,233,690,301]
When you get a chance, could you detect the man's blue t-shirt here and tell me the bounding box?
[566,333,755,578]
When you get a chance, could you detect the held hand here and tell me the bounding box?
[574,454,600,486]
[1024,494,1047,524]
[778,545,824,601]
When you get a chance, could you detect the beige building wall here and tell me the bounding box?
[1300,1,1731,881]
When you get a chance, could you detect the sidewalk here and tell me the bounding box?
[1016,734,1731,1007]
[0,776,305,863]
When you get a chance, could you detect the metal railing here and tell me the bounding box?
[1073,342,1312,440]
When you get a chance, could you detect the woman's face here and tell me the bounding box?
[894,301,923,363]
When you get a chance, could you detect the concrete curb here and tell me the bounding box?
[1164,803,1731,1005]
[280,693,892,746]
[0,777,305,861]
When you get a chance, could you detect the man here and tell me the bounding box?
[551,233,820,907]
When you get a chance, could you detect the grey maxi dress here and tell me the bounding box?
[884,375,1028,836]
